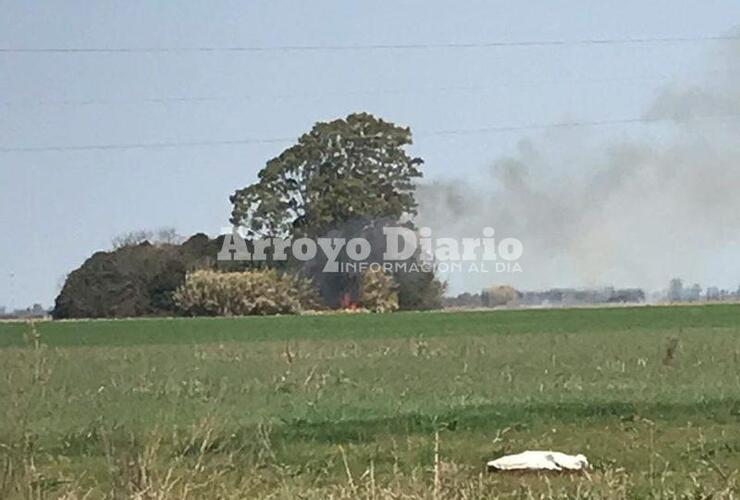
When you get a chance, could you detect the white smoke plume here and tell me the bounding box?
[416,39,740,295]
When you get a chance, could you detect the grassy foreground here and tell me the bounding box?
[1,305,739,498]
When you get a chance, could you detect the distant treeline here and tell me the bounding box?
[445,286,646,309]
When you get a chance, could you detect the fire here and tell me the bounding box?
[339,292,359,310]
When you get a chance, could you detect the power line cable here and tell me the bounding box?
[2,112,739,154]
[4,71,734,108]
[2,34,740,54]
[0,137,295,153]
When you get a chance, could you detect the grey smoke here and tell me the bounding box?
[416,38,740,294]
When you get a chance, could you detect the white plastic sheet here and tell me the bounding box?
[487,451,589,472]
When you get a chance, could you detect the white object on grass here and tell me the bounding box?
[487,451,589,472]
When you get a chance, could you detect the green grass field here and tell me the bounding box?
[1,305,739,498]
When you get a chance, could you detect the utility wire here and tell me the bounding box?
[2,34,740,54]
[0,137,295,153]
[2,113,739,153]
[4,71,734,108]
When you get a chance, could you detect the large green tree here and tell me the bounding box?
[230,112,423,238]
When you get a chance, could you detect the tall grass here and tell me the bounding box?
[0,306,739,497]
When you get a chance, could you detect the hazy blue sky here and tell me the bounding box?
[2,1,740,308]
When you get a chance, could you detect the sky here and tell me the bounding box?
[2,1,740,308]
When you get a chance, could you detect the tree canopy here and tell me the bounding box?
[229,112,423,238]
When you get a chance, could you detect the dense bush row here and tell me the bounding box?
[53,234,222,319]
[359,268,399,313]
[173,269,319,316]
[53,232,443,318]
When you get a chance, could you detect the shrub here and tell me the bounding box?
[481,285,520,307]
[396,269,446,310]
[299,217,446,311]
[359,268,399,313]
[52,234,225,319]
[173,269,319,316]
